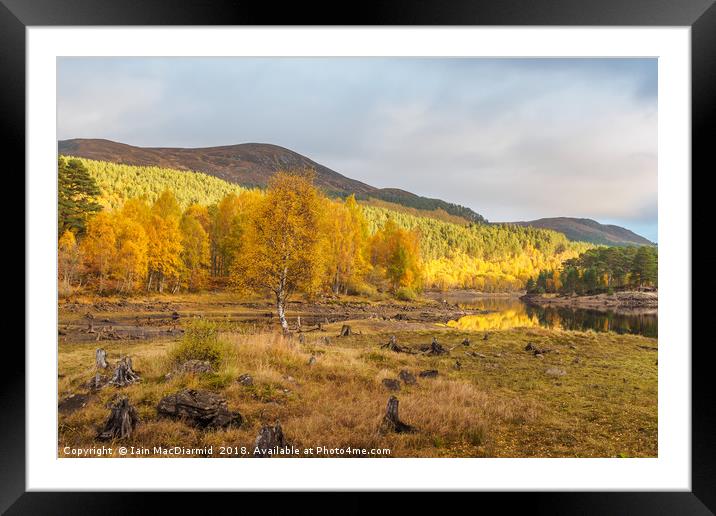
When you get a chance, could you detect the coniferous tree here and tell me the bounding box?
[58,157,102,235]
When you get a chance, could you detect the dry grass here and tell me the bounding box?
[58,319,657,458]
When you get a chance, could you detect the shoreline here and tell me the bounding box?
[520,290,658,315]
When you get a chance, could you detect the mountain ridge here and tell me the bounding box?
[509,217,654,246]
[58,138,653,245]
[58,138,487,223]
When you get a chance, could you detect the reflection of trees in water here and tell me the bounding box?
[524,305,657,338]
[447,310,540,331]
[447,297,657,338]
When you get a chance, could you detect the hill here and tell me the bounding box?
[58,138,487,223]
[510,217,653,246]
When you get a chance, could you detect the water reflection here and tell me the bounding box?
[442,296,657,338]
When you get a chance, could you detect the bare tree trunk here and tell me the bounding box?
[276,294,289,333]
[96,348,109,369]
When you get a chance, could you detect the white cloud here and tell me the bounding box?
[57,58,657,239]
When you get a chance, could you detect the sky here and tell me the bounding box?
[57,57,658,241]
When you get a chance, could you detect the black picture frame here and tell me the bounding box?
[5,0,714,513]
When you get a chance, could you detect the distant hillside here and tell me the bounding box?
[510,217,653,246]
[58,138,487,223]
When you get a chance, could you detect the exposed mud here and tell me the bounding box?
[58,296,481,343]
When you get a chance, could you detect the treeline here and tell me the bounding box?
[362,206,593,291]
[67,156,249,210]
[59,156,596,297]
[355,190,487,223]
[526,246,658,295]
[58,158,422,306]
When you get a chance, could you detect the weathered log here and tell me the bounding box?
[157,389,243,429]
[254,420,288,457]
[97,395,139,441]
[95,348,109,369]
[398,370,417,385]
[109,356,141,387]
[379,396,415,434]
[339,324,352,337]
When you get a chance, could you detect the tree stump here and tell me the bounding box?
[379,396,415,434]
[109,356,141,387]
[424,337,448,356]
[483,333,489,341]
[254,420,288,457]
[97,395,139,441]
[339,324,352,337]
[381,335,414,354]
[95,348,109,369]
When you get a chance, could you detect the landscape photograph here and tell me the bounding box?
[57,57,658,458]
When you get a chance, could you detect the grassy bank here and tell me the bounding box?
[58,315,657,458]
